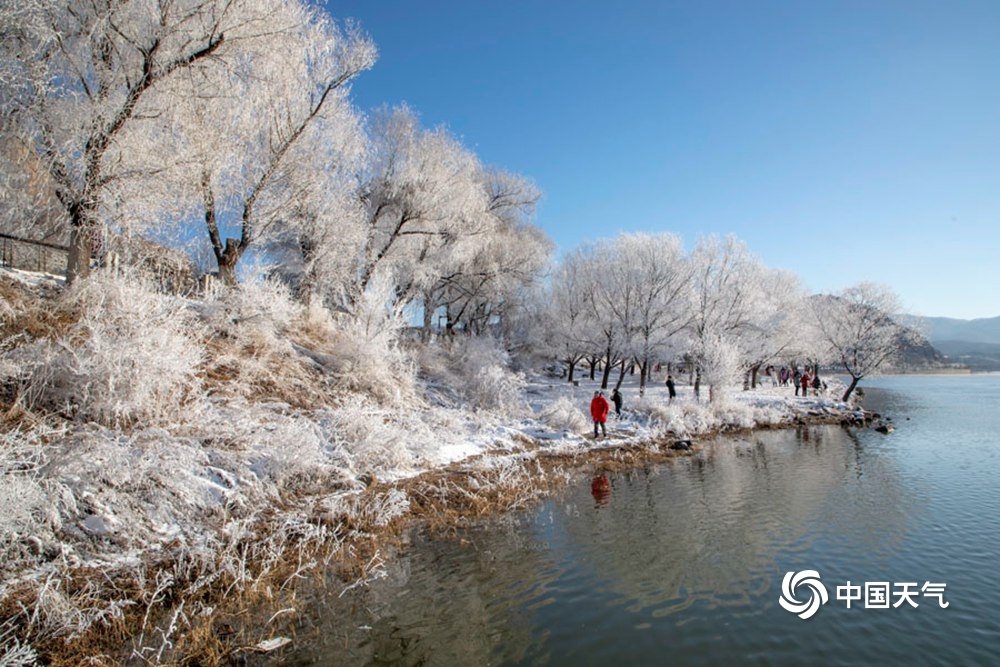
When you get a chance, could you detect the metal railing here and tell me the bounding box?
[0,232,68,275]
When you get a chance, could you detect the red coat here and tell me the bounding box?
[590,395,610,422]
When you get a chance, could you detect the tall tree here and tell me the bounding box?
[810,282,913,402]
[428,169,549,337]
[612,233,694,395]
[687,235,767,402]
[168,6,375,287]
[1,0,250,283]
[353,106,486,308]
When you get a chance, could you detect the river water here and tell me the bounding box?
[276,375,1000,666]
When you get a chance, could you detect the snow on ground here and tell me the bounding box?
[1,362,855,592]
[0,266,863,662]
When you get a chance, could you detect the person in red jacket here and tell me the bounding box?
[590,391,610,438]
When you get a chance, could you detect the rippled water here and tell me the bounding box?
[276,375,1000,666]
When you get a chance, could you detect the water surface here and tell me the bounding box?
[277,375,1000,666]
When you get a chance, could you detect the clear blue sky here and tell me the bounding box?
[327,0,999,320]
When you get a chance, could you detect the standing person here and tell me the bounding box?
[611,388,623,419]
[793,368,801,396]
[665,375,677,403]
[590,391,609,438]
[811,371,821,396]
[800,371,811,398]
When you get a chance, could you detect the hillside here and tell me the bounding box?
[918,315,1000,345]
[899,314,1000,371]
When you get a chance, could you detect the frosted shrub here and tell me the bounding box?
[24,272,202,427]
[199,278,299,348]
[538,396,588,433]
[713,399,757,430]
[324,397,418,473]
[454,337,528,417]
[0,430,51,572]
[327,274,416,405]
[194,278,340,406]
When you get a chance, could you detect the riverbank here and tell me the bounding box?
[0,372,866,665]
[0,269,871,664]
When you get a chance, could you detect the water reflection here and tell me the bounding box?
[546,426,915,627]
[272,389,1000,667]
[590,473,612,506]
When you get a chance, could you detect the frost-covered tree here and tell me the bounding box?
[0,135,65,242]
[162,6,374,287]
[687,235,768,402]
[1,0,239,282]
[573,242,631,390]
[537,253,593,382]
[352,106,487,308]
[1,0,374,286]
[428,170,549,337]
[809,282,912,402]
[611,233,694,395]
[736,268,807,388]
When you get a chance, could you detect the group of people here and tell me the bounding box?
[588,374,678,438]
[765,366,824,397]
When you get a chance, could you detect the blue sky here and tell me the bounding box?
[326,0,999,319]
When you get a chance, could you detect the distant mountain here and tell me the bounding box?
[897,314,1000,372]
[915,315,1000,345]
[931,341,1000,372]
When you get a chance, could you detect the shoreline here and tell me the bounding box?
[1,390,866,665]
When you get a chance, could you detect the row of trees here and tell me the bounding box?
[0,1,913,403]
[0,0,550,332]
[532,233,914,402]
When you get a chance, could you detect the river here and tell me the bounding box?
[273,375,1000,666]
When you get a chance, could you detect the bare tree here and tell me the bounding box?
[810,282,912,402]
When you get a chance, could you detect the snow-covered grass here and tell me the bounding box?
[0,268,860,664]
[15,273,203,427]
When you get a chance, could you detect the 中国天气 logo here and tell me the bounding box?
[779,570,829,619]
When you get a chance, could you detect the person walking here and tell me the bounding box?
[590,391,609,438]
[800,371,811,398]
[665,375,677,403]
[611,388,623,419]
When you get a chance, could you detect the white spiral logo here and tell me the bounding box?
[779,570,828,619]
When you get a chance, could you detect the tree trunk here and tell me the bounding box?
[421,293,435,342]
[66,224,93,285]
[842,376,860,403]
[567,360,576,383]
[600,347,613,390]
[638,358,648,397]
[613,357,626,392]
[216,239,241,288]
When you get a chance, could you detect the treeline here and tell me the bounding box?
[0,1,915,405]
[1,0,550,335]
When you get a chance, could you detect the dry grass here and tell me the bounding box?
[0,276,77,343]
